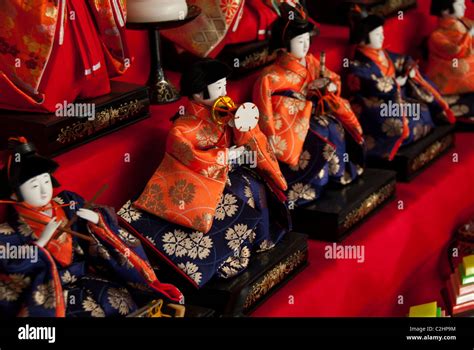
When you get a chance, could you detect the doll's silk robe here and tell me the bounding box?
[122,102,289,287]
[425,17,474,123]
[253,52,364,206]
[0,0,129,112]
[346,47,453,160]
[0,191,182,318]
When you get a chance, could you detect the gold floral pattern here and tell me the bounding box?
[225,224,255,251]
[293,116,309,141]
[283,98,306,116]
[107,287,134,315]
[61,271,77,285]
[168,179,196,206]
[215,194,238,221]
[82,296,105,317]
[382,118,404,137]
[162,229,188,257]
[178,262,202,285]
[118,201,142,223]
[244,186,255,209]
[17,220,34,237]
[374,76,395,93]
[451,104,470,117]
[288,183,317,203]
[0,274,31,302]
[274,113,283,131]
[186,232,213,260]
[200,165,225,179]
[219,246,251,279]
[271,135,288,157]
[258,239,275,253]
[33,281,56,309]
[323,144,335,161]
[172,141,193,166]
[196,125,219,147]
[329,154,341,176]
[289,150,311,172]
[137,183,166,215]
[117,228,139,247]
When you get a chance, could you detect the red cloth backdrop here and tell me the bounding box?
[1,0,473,316]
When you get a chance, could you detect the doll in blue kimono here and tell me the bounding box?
[0,138,182,318]
[345,12,455,160]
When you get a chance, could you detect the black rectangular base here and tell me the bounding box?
[183,231,308,317]
[0,81,150,156]
[367,125,455,182]
[291,168,397,242]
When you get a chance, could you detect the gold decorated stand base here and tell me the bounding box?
[292,168,397,242]
[184,232,308,317]
[368,125,456,182]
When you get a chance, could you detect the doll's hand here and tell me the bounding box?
[309,78,331,91]
[37,217,62,247]
[396,75,408,87]
[77,208,100,225]
[408,68,416,79]
[228,146,245,162]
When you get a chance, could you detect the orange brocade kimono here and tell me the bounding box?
[426,17,474,95]
[0,0,129,113]
[134,101,287,234]
[253,52,363,167]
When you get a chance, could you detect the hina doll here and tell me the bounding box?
[346,11,455,161]
[425,0,474,123]
[0,0,129,113]
[0,138,182,318]
[118,59,290,288]
[253,3,365,207]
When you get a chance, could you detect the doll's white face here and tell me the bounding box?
[450,0,466,18]
[18,173,53,208]
[290,32,311,59]
[193,78,227,106]
[366,26,385,49]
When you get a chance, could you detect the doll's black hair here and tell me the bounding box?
[430,0,456,17]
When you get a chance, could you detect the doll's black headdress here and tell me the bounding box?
[349,6,385,45]
[180,59,232,99]
[270,2,317,52]
[0,137,60,201]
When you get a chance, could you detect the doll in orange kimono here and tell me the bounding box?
[425,0,474,124]
[253,3,365,207]
[0,0,129,113]
[118,59,290,288]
